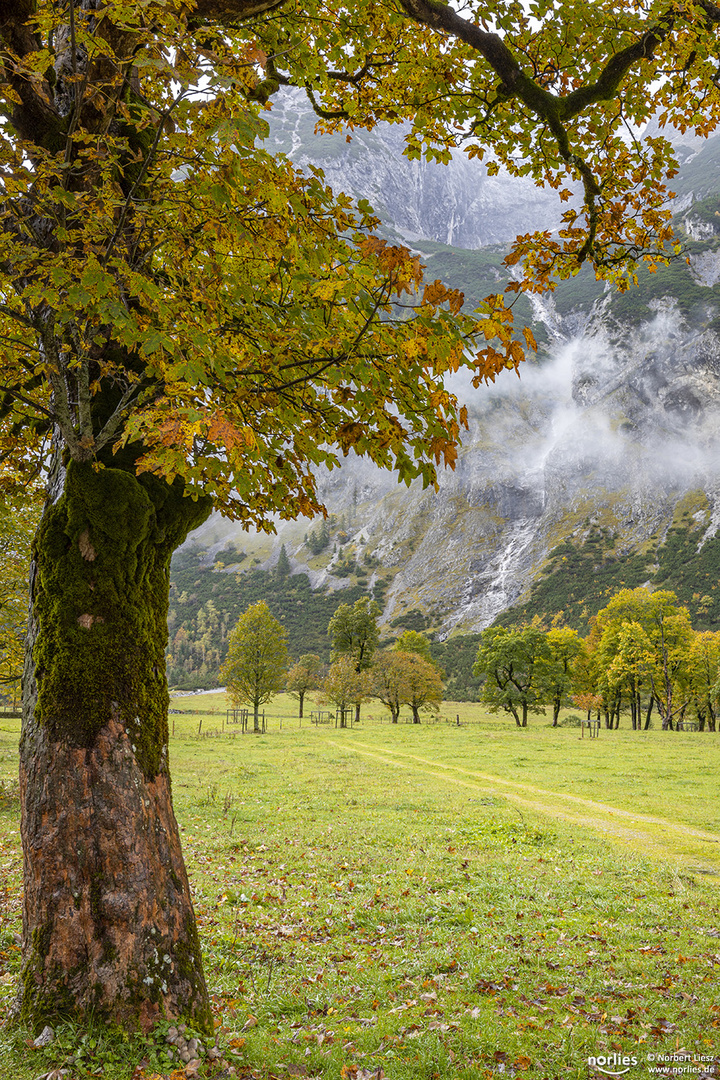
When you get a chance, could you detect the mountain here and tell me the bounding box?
[262,89,567,249]
[169,94,720,688]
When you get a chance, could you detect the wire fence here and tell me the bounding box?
[167,701,479,739]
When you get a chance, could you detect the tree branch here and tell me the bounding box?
[191,0,289,24]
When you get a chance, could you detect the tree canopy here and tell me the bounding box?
[328,597,381,672]
[3,1,720,507]
[320,654,369,726]
[0,493,40,690]
[0,0,512,528]
[473,623,550,727]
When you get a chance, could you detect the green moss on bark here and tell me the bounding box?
[32,461,210,777]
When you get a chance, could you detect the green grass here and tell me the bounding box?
[1,697,720,1080]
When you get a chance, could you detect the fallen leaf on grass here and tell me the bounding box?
[651,1019,677,1035]
[388,999,417,1013]
[130,1063,159,1080]
[341,1068,385,1080]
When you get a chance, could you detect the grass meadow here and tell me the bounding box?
[1,694,719,1080]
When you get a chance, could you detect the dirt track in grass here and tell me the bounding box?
[329,737,720,875]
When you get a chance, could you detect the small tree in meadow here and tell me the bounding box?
[221,601,288,732]
[371,651,406,722]
[286,653,324,718]
[473,625,550,728]
[320,656,370,728]
[398,651,444,724]
[329,597,381,722]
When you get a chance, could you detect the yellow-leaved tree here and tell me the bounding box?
[220,601,288,731]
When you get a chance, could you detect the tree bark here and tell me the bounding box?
[644,696,654,730]
[298,691,304,719]
[18,459,213,1032]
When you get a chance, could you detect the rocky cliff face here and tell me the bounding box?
[181,98,720,638]
[292,301,720,636]
[264,89,565,248]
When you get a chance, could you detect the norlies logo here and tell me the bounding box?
[588,1054,639,1076]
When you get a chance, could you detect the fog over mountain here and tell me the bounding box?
[182,92,720,637]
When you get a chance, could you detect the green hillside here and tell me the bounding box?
[166,559,390,688]
[495,506,720,633]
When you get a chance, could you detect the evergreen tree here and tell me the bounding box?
[276,543,291,581]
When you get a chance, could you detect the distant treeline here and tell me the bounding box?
[167,558,389,689]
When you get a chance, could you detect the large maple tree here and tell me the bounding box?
[1,0,718,1032]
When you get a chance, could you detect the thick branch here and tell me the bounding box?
[191,0,288,23]
[697,0,720,22]
[397,0,524,92]
[94,380,147,452]
[397,0,673,123]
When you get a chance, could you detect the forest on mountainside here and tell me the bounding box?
[496,513,720,635]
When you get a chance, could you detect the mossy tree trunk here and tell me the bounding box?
[18,458,213,1033]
